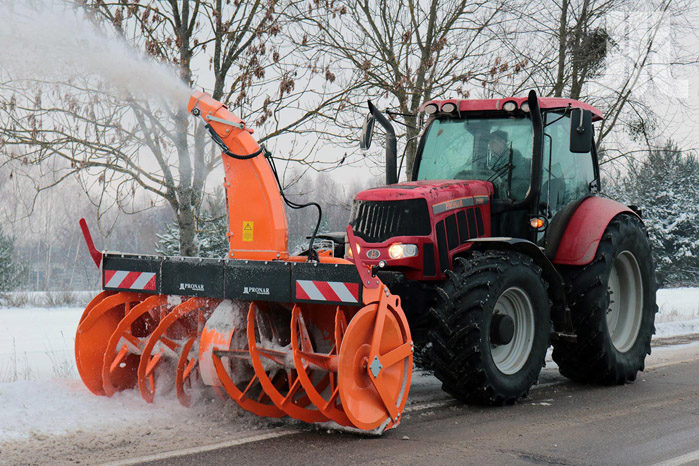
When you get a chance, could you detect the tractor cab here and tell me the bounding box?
[414,95,602,243]
[415,107,534,201]
[350,92,604,280]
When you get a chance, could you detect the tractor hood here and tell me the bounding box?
[355,179,494,206]
[350,179,494,282]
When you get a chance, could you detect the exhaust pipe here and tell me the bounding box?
[367,101,398,185]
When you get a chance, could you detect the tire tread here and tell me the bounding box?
[429,250,551,405]
[552,214,657,384]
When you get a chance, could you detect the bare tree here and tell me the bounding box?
[491,0,697,156]
[289,0,509,179]
[0,0,352,256]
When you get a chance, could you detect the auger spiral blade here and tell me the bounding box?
[196,285,412,431]
[199,301,285,418]
[290,304,351,427]
[102,295,173,396]
[79,290,116,324]
[75,292,146,396]
[137,297,219,406]
[247,302,329,424]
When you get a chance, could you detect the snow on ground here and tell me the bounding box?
[0,307,82,382]
[0,379,191,441]
[0,379,276,466]
[654,288,699,338]
[0,288,698,464]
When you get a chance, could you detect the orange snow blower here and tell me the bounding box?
[74,91,413,433]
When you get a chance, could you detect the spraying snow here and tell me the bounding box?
[0,0,190,104]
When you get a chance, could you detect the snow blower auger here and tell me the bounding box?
[74,91,413,433]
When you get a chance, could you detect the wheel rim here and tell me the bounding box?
[490,287,535,375]
[607,251,644,352]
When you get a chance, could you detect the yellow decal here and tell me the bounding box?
[242,221,254,242]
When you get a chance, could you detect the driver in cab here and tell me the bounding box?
[487,130,530,200]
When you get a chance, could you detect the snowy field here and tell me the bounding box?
[653,288,699,337]
[0,307,81,383]
[1,288,698,463]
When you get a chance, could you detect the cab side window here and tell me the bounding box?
[542,113,596,216]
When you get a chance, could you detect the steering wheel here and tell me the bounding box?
[454,167,509,197]
[454,167,505,184]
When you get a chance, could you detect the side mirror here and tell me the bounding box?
[359,113,375,150]
[570,108,593,153]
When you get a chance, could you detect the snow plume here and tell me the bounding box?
[0,0,190,104]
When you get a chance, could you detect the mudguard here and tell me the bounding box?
[552,196,639,266]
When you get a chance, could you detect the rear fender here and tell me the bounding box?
[466,238,571,333]
[552,197,640,266]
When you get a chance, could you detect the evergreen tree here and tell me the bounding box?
[0,225,23,293]
[156,189,229,258]
[606,142,699,286]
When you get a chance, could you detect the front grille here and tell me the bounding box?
[350,198,431,243]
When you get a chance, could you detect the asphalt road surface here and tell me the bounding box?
[110,353,699,466]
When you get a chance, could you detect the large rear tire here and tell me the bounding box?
[428,251,551,405]
[552,214,657,384]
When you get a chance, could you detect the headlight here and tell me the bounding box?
[441,102,457,113]
[520,101,530,113]
[503,101,517,112]
[424,103,439,115]
[388,243,419,259]
[345,242,359,258]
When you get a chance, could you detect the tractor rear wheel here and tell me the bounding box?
[552,214,657,384]
[428,251,551,405]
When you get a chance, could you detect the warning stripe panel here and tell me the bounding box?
[119,271,140,289]
[313,281,341,302]
[104,269,119,285]
[296,284,311,301]
[295,280,359,303]
[105,270,157,291]
[329,282,359,303]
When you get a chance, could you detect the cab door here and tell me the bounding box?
[538,112,598,248]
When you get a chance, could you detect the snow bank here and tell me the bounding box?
[0,307,82,382]
[656,288,699,322]
[654,288,699,338]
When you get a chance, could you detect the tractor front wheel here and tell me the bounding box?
[552,214,657,384]
[428,251,551,405]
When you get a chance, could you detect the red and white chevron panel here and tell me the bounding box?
[104,269,157,291]
[295,280,359,303]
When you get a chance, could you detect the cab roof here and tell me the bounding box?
[419,96,604,121]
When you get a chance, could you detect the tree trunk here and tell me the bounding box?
[177,198,198,257]
[404,114,420,180]
[569,0,590,100]
[553,0,569,97]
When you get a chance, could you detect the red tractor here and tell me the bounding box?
[348,90,657,404]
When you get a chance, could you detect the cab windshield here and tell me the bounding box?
[415,116,534,200]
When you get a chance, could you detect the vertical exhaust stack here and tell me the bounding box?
[367,101,398,185]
